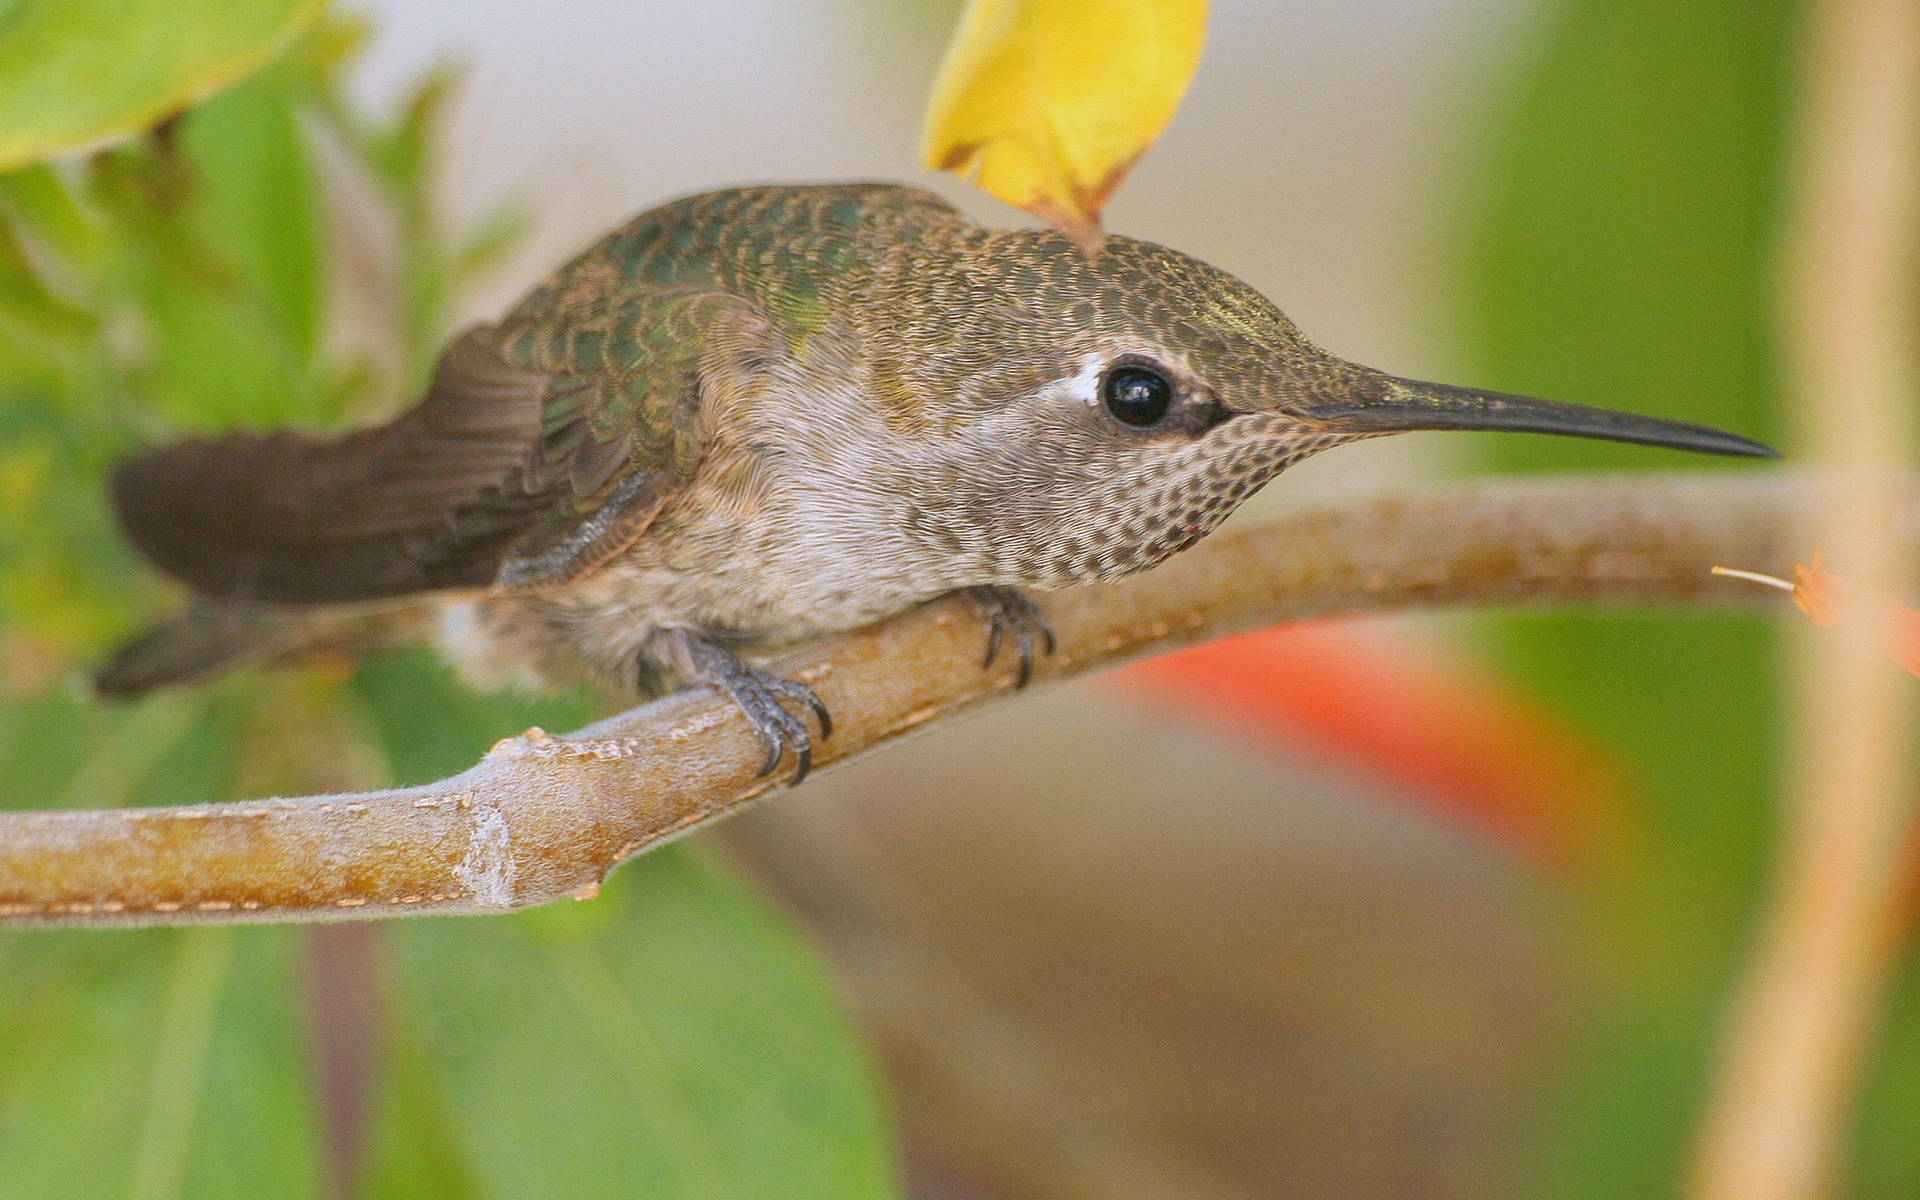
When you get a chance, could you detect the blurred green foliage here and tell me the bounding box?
[0,15,898,1199]
[0,927,326,1200]
[0,0,326,174]
[1461,1,1920,1195]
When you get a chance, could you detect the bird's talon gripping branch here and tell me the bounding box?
[652,629,830,786]
[965,586,1056,689]
[719,665,829,785]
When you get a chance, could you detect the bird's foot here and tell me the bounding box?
[963,586,1056,689]
[649,630,830,786]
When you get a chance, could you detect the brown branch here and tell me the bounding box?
[0,472,1813,929]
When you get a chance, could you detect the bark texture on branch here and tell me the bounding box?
[0,472,1807,929]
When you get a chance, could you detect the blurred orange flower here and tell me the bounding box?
[1714,555,1920,676]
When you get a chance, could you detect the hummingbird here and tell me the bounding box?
[98,183,1773,782]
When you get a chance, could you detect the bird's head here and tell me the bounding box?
[854,229,1773,588]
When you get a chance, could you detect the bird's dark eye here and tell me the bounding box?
[1102,365,1172,427]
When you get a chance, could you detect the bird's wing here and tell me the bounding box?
[111,290,748,605]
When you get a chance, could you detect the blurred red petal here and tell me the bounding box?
[1107,620,1625,872]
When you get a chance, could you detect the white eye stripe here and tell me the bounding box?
[1061,353,1106,408]
[1040,349,1198,414]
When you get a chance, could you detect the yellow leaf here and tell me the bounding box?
[922,0,1208,252]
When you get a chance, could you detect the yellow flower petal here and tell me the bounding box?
[922,0,1208,251]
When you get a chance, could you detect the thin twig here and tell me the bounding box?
[1689,2,1920,1197]
[0,473,1817,929]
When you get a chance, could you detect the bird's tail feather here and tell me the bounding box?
[94,602,424,699]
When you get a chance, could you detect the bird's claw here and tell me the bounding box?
[649,629,831,786]
[699,654,830,786]
[732,669,830,784]
[964,586,1056,689]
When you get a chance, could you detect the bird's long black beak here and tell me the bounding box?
[1304,374,1777,459]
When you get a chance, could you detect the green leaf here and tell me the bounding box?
[0,685,212,814]
[349,652,900,1200]
[0,0,325,173]
[0,218,94,354]
[368,848,900,1200]
[0,681,329,1196]
[356,1011,485,1200]
[181,63,326,375]
[350,651,595,785]
[1849,952,1920,1199]
[86,59,333,433]
[0,166,102,272]
[0,926,327,1200]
